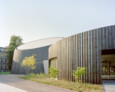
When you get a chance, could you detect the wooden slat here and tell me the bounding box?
[75,35,78,82]
[98,28,102,83]
[84,32,86,83]
[90,30,93,83]
[78,34,81,82]
[96,29,99,84]
[57,41,61,79]
[67,38,69,81]
[72,35,76,81]
[76,34,79,82]
[68,37,71,81]
[80,33,82,82]
[86,32,88,83]
[82,32,85,83]
[111,26,114,48]
[113,26,115,48]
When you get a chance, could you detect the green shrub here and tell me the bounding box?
[49,66,58,78]
[73,67,86,82]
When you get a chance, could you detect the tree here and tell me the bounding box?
[22,55,36,74]
[73,67,86,83]
[7,35,22,70]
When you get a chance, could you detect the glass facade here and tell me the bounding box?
[102,55,115,79]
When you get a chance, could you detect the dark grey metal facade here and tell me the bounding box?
[12,46,49,74]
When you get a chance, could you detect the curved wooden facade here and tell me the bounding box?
[49,25,115,84]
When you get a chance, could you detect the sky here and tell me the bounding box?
[0,0,115,47]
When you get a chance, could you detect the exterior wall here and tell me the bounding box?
[12,46,50,74]
[11,37,63,74]
[0,47,8,72]
[43,60,49,74]
[49,25,115,84]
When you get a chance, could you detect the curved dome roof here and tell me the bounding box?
[17,37,63,50]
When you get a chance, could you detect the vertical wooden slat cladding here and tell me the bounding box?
[60,38,68,80]
[98,28,102,84]
[90,30,93,83]
[56,41,61,79]
[80,34,82,82]
[111,26,114,48]
[67,38,69,81]
[76,34,79,82]
[69,36,76,81]
[78,34,80,82]
[68,37,71,81]
[113,26,115,48]
[86,32,88,83]
[60,40,63,79]
[97,29,99,83]
[84,32,87,83]
[87,31,90,83]
[102,28,105,50]
[75,35,77,82]
[49,25,115,84]
[72,35,76,81]
[82,33,85,83]
[92,30,95,83]
[109,27,112,49]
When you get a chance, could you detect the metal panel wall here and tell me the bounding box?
[12,46,50,74]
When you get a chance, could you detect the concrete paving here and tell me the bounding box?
[0,74,76,92]
[0,82,27,92]
[102,80,115,92]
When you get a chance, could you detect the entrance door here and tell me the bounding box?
[102,55,115,79]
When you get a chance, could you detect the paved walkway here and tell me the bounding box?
[102,80,115,92]
[0,82,27,92]
[0,75,76,92]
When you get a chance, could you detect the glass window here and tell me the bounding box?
[102,55,115,79]
[1,53,3,57]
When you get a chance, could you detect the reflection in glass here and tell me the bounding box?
[102,55,115,79]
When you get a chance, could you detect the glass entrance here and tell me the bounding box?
[102,55,115,79]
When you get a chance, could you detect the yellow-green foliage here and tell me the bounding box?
[49,66,58,78]
[22,55,36,71]
[73,67,86,82]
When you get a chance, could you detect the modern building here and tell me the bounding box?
[11,37,63,74]
[49,25,115,84]
[0,47,8,72]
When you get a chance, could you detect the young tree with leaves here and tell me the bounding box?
[7,35,22,70]
[73,67,86,83]
[22,55,36,74]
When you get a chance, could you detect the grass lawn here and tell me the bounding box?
[20,73,104,92]
[0,72,10,75]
